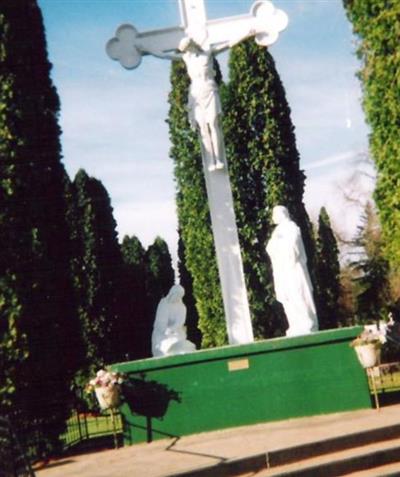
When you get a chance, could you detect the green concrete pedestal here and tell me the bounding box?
[111,327,371,445]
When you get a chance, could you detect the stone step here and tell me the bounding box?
[346,461,400,477]
[255,437,400,476]
[265,422,400,467]
[171,423,400,477]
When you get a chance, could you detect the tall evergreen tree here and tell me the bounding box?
[223,40,317,338]
[0,0,80,455]
[168,61,226,348]
[144,237,175,354]
[338,264,358,326]
[145,236,175,320]
[315,207,341,330]
[177,233,202,348]
[343,0,400,270]
[72,169,125,375]
[120,235,149,359]
[351,202,391,323]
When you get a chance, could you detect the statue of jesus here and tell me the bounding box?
[178,37,225,171]
[163,29,257,171]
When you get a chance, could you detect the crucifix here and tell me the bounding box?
[106,0,288,346]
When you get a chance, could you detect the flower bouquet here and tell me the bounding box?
[350,326,386,368]
[86,369,124,411]
[86,369,125,448]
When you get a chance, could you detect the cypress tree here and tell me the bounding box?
[120,235,148,359]
[168,60,226,348]
[315,207,341,329]
[0,0,80,455]
[343,0,400,270]
[145,237,175,354]
[351,202,391,322]
[338,264,358,326]
[223,40,317,338]
[177,233,202,348]
[72,169,125,374]
[145,236,175,318]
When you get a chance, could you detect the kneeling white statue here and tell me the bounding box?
[151,284,196,357]
[266,205,319,337]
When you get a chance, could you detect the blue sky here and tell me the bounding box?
[38,0,372,260]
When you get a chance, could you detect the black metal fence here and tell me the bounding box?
[368,361,400,392]
[60,410,122,450]
[1,404,122,476]
[367,361,400,409]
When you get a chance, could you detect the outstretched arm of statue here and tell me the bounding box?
[212,27,259,54]
[151,49,182,61]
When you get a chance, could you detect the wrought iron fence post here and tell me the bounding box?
[110,408,119,449]
[76,409,83,441]
[83,411,89,440]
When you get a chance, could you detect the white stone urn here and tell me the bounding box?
[354,343,380,369]
[95,386,120,410]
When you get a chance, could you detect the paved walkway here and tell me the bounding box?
[34,404,400,477]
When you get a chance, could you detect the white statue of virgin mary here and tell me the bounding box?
[266,205,319,337]
[151,285,196,357]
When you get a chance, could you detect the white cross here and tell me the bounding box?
[106,1,288,69]
[106,1,288,346]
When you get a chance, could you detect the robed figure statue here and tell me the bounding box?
[151,285,196,357]
[266,205,319,337]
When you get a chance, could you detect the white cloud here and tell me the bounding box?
[304,151,375,255]
[304,150,364,171]
[57,65,178,258]
[43,0,372,266]
[274,54,369,165]
[56,51,371,264]
[114,198,179,270]
[115,198,177,244]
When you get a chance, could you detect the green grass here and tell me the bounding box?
[85,413,122,437]
[61,412,122,448]
[368,366,400,393]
